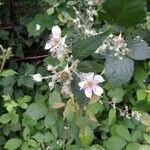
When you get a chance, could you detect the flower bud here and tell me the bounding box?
[47,65,54,71]
[61,85,70,96]
[48,82,55,91]
[32,74,42,82]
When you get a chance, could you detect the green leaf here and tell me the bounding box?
[134,66,148,82]
[18,75,34,89]
[79,127,94,147]
[27,14,53,37]
[48,90,61,105]
[89,145,105,150]
[43,56,59,67]
[143,134,150,145]
[44,110,58,128]
[32,133,44,143]
[26,64,36,75]
[125,142,141,150]
[1,69,17,77]
[104,136,126,150]
[115,124,131,141]
[77,61,103,73]
[136,89,146,101]
[72,32,109,60]
[101,0,146,27]
[127,40,150,60]
[108,108,116,125]
[2,76,15,86]
[17,96,32,109]
[0,113,11,124]
[134,100,150,112]
[87,102,103,115]
[20,95,32,103]
[71,73,88,108]
[131,130,142,142]
[105,56,134,86]
[108,88,125,103]
[22,115,37,127]
[25,103,47,120]
[23,127,30,140]
[139,145,150,150]
[4,138,22,150]
[140,113,150,126]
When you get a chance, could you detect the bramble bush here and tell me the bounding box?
[1,0,150,150]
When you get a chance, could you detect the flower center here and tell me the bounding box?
[53,37,60,44]
[86,81,95,88]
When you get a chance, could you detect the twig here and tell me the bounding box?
[12,54,49,61]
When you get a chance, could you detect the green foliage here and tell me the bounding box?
[127,40,150,60]
[25,103,47,121]
[72,32,109,60]
[104,136,126,150]
[4,138,22,150]
[108,88,125,102]
[100,0,146,27]
[0,0,150,149]
[108,108,116,125]
[79,127,94,148]
[27,14,53,37]
[105,56,134,86]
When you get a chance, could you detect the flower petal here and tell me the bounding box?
[60,37,66,46]
[85,72,94,81]
[93,85,103,96]
[94,75,105,84]
[85,88,92,98]
[52,25,61,36]
[45,41,52,49]
[78,82,85,89]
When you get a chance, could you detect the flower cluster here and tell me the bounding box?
[32,25,105,99]
[72,3,98,37]
[95,34,130,59]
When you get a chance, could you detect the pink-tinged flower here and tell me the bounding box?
[78,72,104,98]
[44,25,67,59]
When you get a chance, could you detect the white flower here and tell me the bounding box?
[78,72,104,98]
[32,74,42,82]
[44,25,67,59]
[36,24,41,31]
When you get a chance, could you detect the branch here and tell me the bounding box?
[14,54,49,61]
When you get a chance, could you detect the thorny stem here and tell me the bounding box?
[0,45,13,73]
[14,54,48,61]
[102,100,131,117]
[42,75,53,79]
